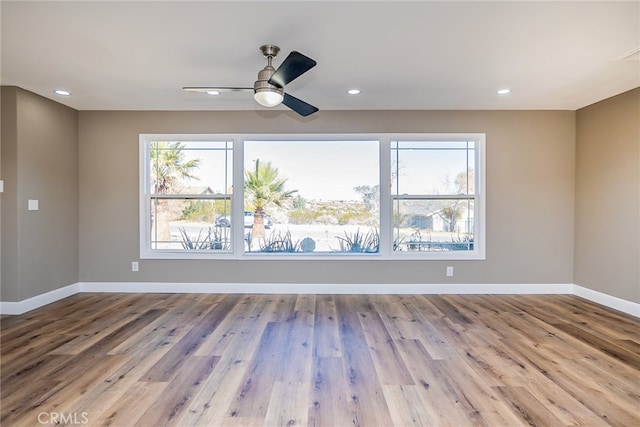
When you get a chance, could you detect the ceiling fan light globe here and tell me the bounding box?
[254,89,284,107]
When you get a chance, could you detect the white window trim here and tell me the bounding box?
[139,133,485,260]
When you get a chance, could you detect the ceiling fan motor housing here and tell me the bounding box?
[253,65,284,107]
[254,65,283,93]
[254,45,284,106]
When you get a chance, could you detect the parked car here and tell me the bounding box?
[215,211,272,228]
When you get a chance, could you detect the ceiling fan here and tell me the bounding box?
[183,44,318,117]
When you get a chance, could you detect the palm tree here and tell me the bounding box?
[151,141,200,194]
[244,159,296,243]
[150,142,200,242]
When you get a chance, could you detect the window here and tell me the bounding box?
[244,139,379,254]
[140,134,484,259]
[391,140,478,255]
[140,137,233,258]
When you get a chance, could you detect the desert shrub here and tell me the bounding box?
[334,228,379,253]
[288,209,317,224]
[179,227,230,250]
[259,230,301,253]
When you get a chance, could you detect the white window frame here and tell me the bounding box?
[140,133,485,260]
[139,134,236,259]
[387,135,485,260]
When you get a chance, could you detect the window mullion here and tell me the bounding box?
[150,194,232,200]
[379,137,391,257]
[391,195,474,200]
[233,137,244,257]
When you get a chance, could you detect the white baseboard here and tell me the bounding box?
[78,282,573,295]
[572,284,640,317]
[1,282,637,318]
[0,283,80,315]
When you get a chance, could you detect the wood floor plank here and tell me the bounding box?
[552,322,640,369]
[178,296,296,425]
[263,381,310,427]
[224,295,298,420]
[1,369,65,425]
[428,295,473,325]
[58,312,197,425]
[334,295,395,427]
[312,295,342,358]
[194,294,271,357]
[0,336,77,385]
[560,357,640,412]
[1,293,638,426]
[437,358,526,427]
[140,294,240,382]
[358,309,414,385]
[474,342,609,426]
[2,354,131,427]
[383,385,438,426]
[494,385,567,426]
[228,321,293,418]
[395,338,480,426]
[109,293,223,356]
[0,293,116,342]
[280,294,315,383]
[400,298,460,360]
[92,381,168,426]
[1,308,166,425]
[308,357,351,427]
[138,355,220,426]
[502,337,640,427]
[370,295,419,340]
[217,416,264,427]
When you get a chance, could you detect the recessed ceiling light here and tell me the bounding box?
[54,89,71,96]
[497,88,511,95]
[206,90,220,96]
[347,89,361,95]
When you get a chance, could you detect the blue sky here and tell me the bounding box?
[244,140,379,201]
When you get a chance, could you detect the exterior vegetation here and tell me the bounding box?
[180,199,230,223]
[335,229,380,253]
[244,159,297,243]
[288,200,374,226]
[178,226,230,250]
[150,142,200,194]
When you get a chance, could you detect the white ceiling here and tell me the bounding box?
[1,1,639,112]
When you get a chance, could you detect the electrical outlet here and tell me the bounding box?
[132,261,139,272]
[446,266,454,277]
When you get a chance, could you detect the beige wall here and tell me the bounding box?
[575,88,640,303]
[3,86,639,303]
[1,88,19,300]
[0,87,79,302]
[78,109,576,286]
[5,85,637,303]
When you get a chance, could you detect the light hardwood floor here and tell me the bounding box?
[1,293,639,426]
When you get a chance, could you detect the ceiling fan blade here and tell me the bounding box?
[183,87,253,93]
[282,93,318,117]
[269,51,317,88]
